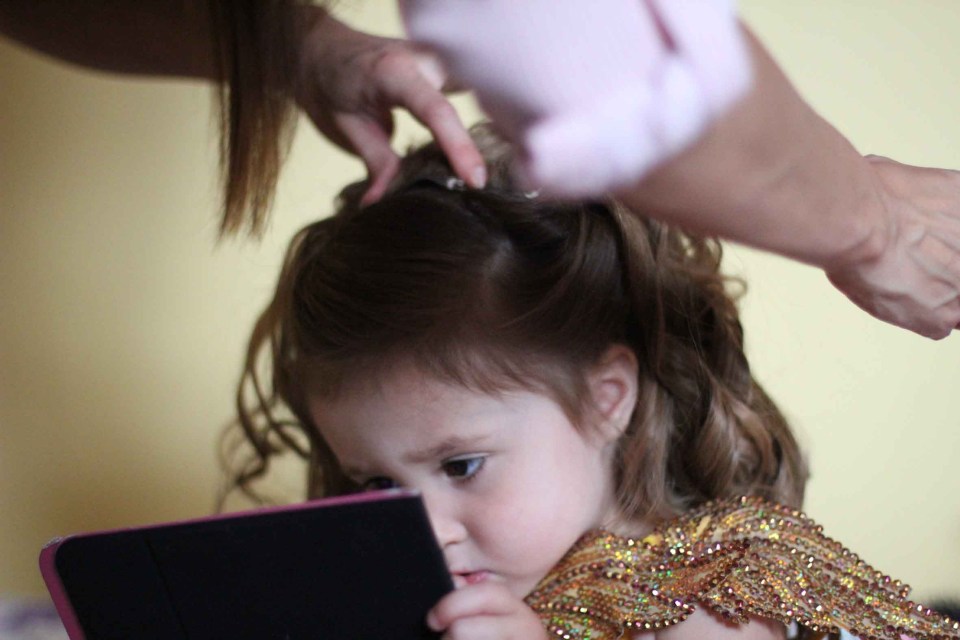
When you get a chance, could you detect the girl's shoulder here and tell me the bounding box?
[526,496,959,640]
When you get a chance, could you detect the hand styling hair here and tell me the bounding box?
[222,125,808,520]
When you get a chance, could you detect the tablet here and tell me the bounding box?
[39,489,452,639]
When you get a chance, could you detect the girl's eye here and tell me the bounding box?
[361,476,398,492]
[442,456,485,480]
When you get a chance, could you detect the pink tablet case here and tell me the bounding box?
[40,489,452,639]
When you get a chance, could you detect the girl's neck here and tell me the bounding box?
[602,512,656,541]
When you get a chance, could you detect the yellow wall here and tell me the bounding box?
[1,1,958,600]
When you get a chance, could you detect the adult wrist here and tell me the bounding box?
[818,160,893,274]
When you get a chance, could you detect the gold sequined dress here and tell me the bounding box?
[524,496,959,640]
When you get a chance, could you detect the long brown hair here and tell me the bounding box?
[206,0,302,236]
[223,126,808,520]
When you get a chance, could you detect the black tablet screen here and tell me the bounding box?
[51,494,452,639]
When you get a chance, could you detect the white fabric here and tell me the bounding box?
[400,0,752,196]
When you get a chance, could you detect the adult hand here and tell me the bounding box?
[295,7,486,205]
[400,0,751,196]
[826,156,960,339]
[427,582,548,640]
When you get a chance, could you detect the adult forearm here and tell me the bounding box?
[618,29,886,271]
[0,1,218,79]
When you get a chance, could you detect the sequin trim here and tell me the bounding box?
[524,496,960,640]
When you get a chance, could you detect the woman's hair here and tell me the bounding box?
[206,0,303,236]
[223,125,808,520]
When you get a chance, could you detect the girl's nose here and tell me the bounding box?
[421,491,467,548]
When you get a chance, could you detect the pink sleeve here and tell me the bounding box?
[400,0,752,196]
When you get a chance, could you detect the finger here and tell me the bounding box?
[334,112,402,205]
[378,51,487,189]
[904,248,960,338]
[909,223,960,296]
[412,48,470,93]
[302,106,355,157]
[440,616,494,640]
[427,583,517,632]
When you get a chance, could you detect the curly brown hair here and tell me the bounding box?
[222,126,808,521]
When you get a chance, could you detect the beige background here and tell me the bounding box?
[2,1,958,601]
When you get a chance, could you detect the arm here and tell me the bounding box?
[401,0,960,339]
[0,1,485,232]
[618,30,960,339]
[0,1,216,78]
[0,1,298,235]
[616,29,881,270]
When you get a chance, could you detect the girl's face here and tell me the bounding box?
[308,365,624,597]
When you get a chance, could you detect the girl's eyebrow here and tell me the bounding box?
[339,435,489,478]
[339,461,371,479]
[403,435,489,465]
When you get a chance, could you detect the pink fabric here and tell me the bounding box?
[400,0,752,196]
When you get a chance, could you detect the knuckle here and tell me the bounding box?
[371,46,408,76]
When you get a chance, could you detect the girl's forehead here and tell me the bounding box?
[310,375,563,465]
[317,361,455,405]
[316,375,576,436]
[306,354,585,439]
[312,354,522,404]
[311,367,513,426]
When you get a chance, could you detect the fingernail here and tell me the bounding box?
[471,166,487,189]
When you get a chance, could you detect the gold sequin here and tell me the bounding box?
[524,496,960,640]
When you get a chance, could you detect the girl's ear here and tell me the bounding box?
[586,343,639,442]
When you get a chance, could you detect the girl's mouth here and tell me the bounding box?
[452,570,490,588]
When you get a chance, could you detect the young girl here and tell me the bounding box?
[225,127,959,640]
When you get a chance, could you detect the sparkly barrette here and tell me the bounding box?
[445,176,466,191]
[408,175,539,199]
